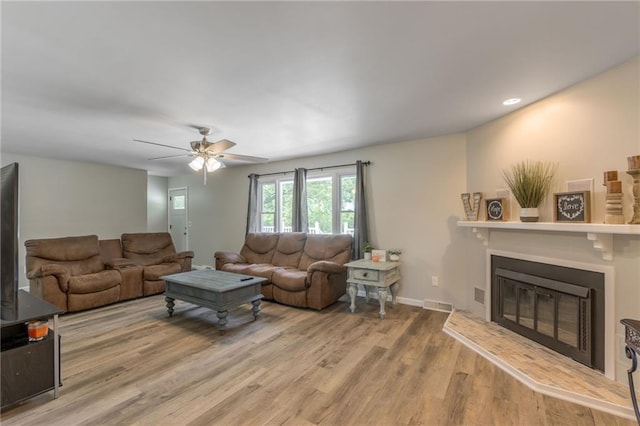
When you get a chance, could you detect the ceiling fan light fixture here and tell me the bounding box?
[205,157,222,172]
[189,156,205,171]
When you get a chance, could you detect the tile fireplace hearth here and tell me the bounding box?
[444,310,634,420]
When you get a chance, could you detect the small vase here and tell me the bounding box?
[520,207,539,222]
[364,252,372,260]
[389,254,400,262]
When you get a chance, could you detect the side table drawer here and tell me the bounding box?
[352,269,379,282]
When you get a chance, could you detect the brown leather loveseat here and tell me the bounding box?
[214,232,352,310]
[26,233,193,313]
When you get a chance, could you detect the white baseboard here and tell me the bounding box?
[346,289,452,312]
[423,299,454,312]
[192,264,215,270]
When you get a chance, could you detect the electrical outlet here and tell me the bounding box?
[431,276,439,286]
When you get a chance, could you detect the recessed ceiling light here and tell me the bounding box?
[502,98,521,106]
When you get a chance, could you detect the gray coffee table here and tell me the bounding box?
[161,269,266,334]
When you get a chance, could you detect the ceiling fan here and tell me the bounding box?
[134,127,267,184]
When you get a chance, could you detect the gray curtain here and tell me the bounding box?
[246,173,259,234]
[292,168,308,232]
[353,161,369,259]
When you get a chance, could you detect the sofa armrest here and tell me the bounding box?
[105,258,139,269]
[306,260,346,275]
[27,264,70,292]
[214,251,246,264]
[305,261,348,310]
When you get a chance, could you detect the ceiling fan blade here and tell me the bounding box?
[216,153,268,163]
[148,154,192,160]
[134,139,192,152]
[205,139,236,153]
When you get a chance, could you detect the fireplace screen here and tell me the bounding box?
[491,256,604,372]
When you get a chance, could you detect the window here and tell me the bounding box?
[172,195,185,210]
[258,178,293,232]
[257,168,355,234]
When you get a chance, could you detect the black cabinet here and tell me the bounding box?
[1,291,62,410]
[1,331,58,408]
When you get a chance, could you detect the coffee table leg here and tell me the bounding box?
[252,299,261,320]
[216,309,228,334]
[165,296,175,317]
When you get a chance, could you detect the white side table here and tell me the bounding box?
[344,259,401,319]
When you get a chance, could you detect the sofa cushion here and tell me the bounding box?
[271,268,307,292]
[25,235,105,276]
[271,232,307,268]
[220,263,279,282]
[144,263,182,281]
[25,235,100,262]
[239,233,280,265]
[99,239,123,262]
[68,270,120,294]
[68,286,120,312]
[298,234,352,271]
[121,232,177,266]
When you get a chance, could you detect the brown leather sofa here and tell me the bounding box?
[25,233,193,313]
[214,232,352,310]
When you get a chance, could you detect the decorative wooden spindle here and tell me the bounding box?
[627,169,640,224]
[603,170,618,186]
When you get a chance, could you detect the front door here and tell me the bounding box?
[168,188,188,252]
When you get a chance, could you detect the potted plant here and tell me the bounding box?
[388,249,402,262]
[363,242,374,260]
[502,160,557,222]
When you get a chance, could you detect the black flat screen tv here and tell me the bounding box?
[1,162,20,320]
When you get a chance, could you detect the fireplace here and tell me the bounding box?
[491,255,605,372]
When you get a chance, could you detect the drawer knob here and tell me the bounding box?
[362,272,368,277]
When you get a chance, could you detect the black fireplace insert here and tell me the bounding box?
[491,255,605,372]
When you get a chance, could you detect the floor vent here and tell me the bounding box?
[474,288,485,304]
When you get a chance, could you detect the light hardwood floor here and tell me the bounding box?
[0,295,634,425]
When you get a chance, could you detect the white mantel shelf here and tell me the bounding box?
[457,220,640,261]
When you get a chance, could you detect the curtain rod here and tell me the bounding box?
[249,161,371,178]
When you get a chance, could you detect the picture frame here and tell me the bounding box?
[554,191,591,223]
[371,249,387,263]
[485,198,507,221]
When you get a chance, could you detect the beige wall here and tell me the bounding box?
[464,57,640,382]
[467,58,639,223]
[147,175,168,232]
[1,153,148,289]
[169,133,469,306]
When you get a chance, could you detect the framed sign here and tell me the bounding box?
[371,249,387,262]
[485,198,506,221]
[554,191,591,223]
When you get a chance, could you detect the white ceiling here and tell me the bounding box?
[2,1,638,176]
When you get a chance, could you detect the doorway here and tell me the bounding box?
[168,187,188,252]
